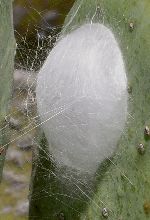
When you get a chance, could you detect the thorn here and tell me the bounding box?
[57,212,65,220]
[144,201,150,215]
[127,85,132,94]
[144,126,150,136]
[137,143,145,155]
[0,147,5,156]
[129,21,135,31]
[102,207,109,218]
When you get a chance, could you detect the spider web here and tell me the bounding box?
[0,2,133,220]
[0,3,64,219]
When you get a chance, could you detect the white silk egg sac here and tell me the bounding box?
[36,23,128,174]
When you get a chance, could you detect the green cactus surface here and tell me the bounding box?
[0,0,15,182]
[29,0,150,219]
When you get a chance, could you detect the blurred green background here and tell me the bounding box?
[14,0,75,70]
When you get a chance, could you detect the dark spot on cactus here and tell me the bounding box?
[144,202,150,215]
[137,143,145,155]
[102,207,109,218]
[35,205,39,210]
[129,21,135,32]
